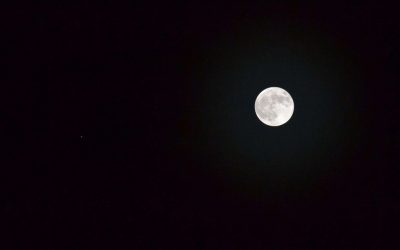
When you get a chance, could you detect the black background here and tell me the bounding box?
[2,2,399,249]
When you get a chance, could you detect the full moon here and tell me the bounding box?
[254,87,294,126]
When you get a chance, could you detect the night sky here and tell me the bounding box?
[3,2,399,249]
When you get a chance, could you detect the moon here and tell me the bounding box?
[254,87,294,126]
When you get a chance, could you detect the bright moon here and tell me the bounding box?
[254,87,294,126]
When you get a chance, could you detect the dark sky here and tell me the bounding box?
[2,2,399,249]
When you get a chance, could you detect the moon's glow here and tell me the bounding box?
[255,87,294,126]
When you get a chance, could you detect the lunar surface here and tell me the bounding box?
[254,87,294,126]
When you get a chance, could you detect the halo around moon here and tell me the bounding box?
[254,87,294,126]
